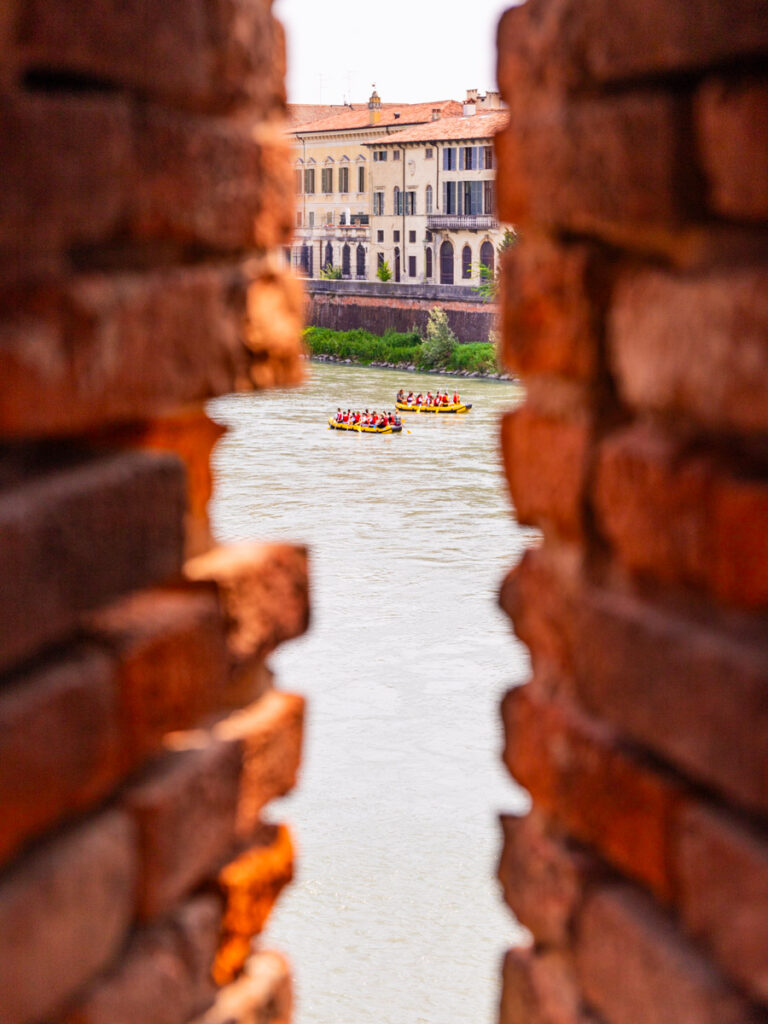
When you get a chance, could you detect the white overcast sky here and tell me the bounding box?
[274,0,515,105]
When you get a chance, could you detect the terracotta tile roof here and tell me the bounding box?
[287,103,356,126]
[291,100,462,135]
[364,110,509,145]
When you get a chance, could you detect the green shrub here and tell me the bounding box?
[417,307,457,369]
[376,260,393,282]
[446,342,499,374]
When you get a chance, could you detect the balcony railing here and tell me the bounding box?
[426,214,498,231]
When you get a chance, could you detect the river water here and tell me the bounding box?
[208,362,533,1024]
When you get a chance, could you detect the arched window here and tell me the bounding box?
[425,247,433,278]
[325,242,333,269]
[426,184,433,214]
[300,245,311,275]
[440,240,454,284]
[480,240,495,278]
[342,244,351,277]
[462,244,472,279]
[394,246,401,282]
[356,244,366,278]
[393,186,402,216]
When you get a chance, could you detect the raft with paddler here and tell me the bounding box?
[394,389,472,414]
[328,408,403,434]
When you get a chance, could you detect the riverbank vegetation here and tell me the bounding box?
[304,309,503,376]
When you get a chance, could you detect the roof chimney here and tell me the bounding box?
[463,99,477,116]
[466,88,479,103]
[431,107,441,121]
[368,86,381,124]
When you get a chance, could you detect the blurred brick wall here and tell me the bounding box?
[495,2,768,1022]
[0,2,308,1022]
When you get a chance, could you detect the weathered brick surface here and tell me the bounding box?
[610,264,768,434]
[596,424,768,608]
[501,406,590,540]
[0,646,120,866]
[500,946,588,1024]
[0,812,136,1024]
[60,896,222,1024]
[697,78,768,221]
[125,742,241,920]
[0,450,185,673]
[215,825,294,985]
[499,812,596,946]
[503,686,682,901]
[190,952,292,1024]
[85,588,229,765]
[186,543,310,666]
[678,803,768,1002]
[244,269,306,390]
[213,690,305,839]
[577,886,759,1024]
[18,0,286,114]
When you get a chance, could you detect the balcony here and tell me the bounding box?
[426,214,498,232]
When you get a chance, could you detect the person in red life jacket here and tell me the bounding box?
[442,392,449,405]
[335,408,342,422]
[388,412,395,424]
[353,411,361,424]
[341,410,348,423]
[453,391,460,405]
[426,391,434,406]
[407,391,415,405]
[416,392,423,405]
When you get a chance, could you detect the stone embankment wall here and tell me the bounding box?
[306,281,497,342]
[495,2,768,1023]
[0,3,307,1023]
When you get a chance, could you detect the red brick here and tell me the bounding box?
[212,690,305,839]
[18,0,286,115]
[0,93,132,277]
[610,264,768,433]
[678,804,768,1002]
[499,812,596,945]
[185,543,310,666]
[577,885,758,1024]
[572,585,768,815]
[243,270,306,391]
[0,264,255,437]
[0,812,136,1024]
[125,741,240,919]
[189,952,292,1024]
[0,646,120,866]
[595,424,768,607]
[60,896,222,1024]
[0,450,185,673]
[85,589,228,765]
[499,238,600,380]
[134,112,293,251]
[500,946,586,1024]
[495,90,682,235]
[501,407,591,541]
[500,946,542,1024]
[697,78,768,221]
[497,0,768,92]
[215,825,294,985]
[502,686,682,900]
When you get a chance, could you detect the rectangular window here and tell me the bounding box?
[395,190,403,216]
[461,146,473,170]
[404,191,416,215]
[295,169,303,194]
[308,211,315,227]
[463,180,484,215]
[358,165,365,192]
[377,252,385,268]
[484,180,495,215]
[409,255,417,277]
[425,148,433,159]
[304,168,315,194]
[426,230,433,242]
[377,230,384,242]
[321,167,333,193]
[394,230,400,242]
[483,146,494,169]
[373,150,388,162]
[409,230,416,243]
[443,180,457,214]
[339,166,349,194]
[373,192,384,216]
[393,150,401,161]
[443,147,456,170]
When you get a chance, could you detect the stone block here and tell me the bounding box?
[678,803,768,1002]
[697,77,768,221]
[243,269,306,391]
[502,686,682,900]
[125,741,241,920]
[501,406,591,541]
[185,543,310,666]
[0,646,120,865]
[0,450,185,673]
[189,952,292,1024]
[0,812,136,1024]
[577,885,759,1024]
[610,264,768,433]
[213,690,306,839]
[85,588,229,765]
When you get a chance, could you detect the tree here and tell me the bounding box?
[473,227,519,303]
[419,306,457,368]
[320,263,342,280]
[376,259,393,282]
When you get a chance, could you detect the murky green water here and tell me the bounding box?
[209,362,532,1024]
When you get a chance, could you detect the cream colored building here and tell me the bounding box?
[289,92,461,278]
[363,101,509,285]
